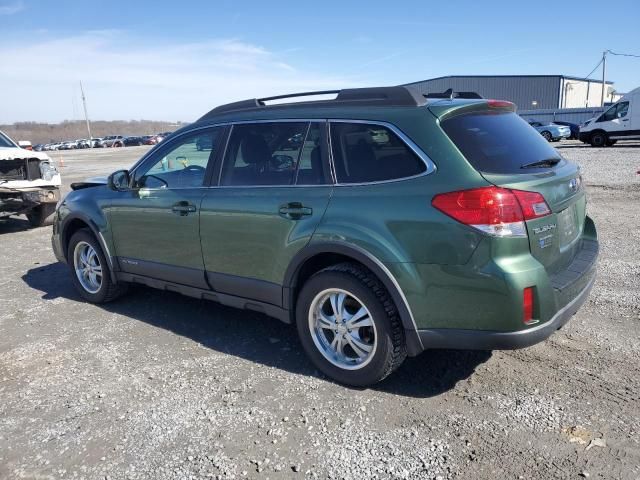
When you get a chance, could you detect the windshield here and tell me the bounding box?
[442,111,563,174]
[0,131,17,148]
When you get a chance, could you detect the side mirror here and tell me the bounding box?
[108,169,131,191]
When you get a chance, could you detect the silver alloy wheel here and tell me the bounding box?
[308,288,377,370]
[73,241,103,294]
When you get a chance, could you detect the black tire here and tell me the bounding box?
[541,131,552,142]
[67,229,127,303]
[295,262,406,386]
[590,131,607,147]
[26,204,56,227]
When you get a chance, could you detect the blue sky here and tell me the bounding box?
[2,0,639,123]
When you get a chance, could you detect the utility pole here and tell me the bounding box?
[80,81,93,145]
[601,50,607,107]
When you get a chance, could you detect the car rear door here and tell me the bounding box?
[109,127,225,288]
[199,120,332,307]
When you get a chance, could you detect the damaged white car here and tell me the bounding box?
[0,130,61,227]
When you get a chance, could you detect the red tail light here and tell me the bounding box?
[523,287,535,324]
[431,187,551,237]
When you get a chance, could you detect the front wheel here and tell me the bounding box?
[296,263,406,386]
[590,132,607,147]
[541,131,552,142]
[67,229,127,303]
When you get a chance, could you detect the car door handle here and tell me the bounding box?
[171,201,197,216]
[622,118,629,122]
[279,202,312,219]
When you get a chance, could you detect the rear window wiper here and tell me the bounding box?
[520,158,561,169]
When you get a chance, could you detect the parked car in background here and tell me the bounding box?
[195,135,213,151]
[58,141,79,150]
[18,140,33,150]
[100,135,125,148]
[0,129,61,227]
[123,136,145,147]
[142,135,158,145]
[580,86,640,147]
[552,121,579,140]
[528,120,571,142]
[52,87,598,386]
[34,144,45,151]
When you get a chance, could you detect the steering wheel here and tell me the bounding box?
[183,164,206,173]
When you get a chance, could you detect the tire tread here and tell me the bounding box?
[318,262,407,382]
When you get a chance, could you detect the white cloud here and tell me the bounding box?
[1,31,358,123]
[0,1,24,15]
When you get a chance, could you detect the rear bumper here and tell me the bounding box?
[415,264,596,351]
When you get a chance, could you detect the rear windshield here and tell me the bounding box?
[441,111,563,174]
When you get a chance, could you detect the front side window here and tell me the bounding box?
[330,122,426,183]
[220,122,309,186]
[137,128,222,189]
[598,101,629,122]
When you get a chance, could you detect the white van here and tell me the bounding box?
[579,87,640,147]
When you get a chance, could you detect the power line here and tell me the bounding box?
[607,49,640,58]
[584,57,603,79]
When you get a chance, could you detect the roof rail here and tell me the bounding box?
[424,89,484,100]
[198,86,426,120]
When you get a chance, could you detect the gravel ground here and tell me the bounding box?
[1,141,639,479]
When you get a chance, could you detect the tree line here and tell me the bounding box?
[1,120,186,145]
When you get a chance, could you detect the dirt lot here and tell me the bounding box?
[1,142,639,480]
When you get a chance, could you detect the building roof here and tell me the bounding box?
[403,75,614,86]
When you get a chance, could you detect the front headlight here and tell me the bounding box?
[39,161,58,181]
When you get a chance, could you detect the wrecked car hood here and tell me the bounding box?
[0,146,51,162]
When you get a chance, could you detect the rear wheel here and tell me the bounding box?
[296,263,406,386]
[67,229,127,303]
[541,131,552,142]
[590,131,607,147]
[26,204,56,227]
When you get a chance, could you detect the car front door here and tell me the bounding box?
[596,101,629,136]
[109,127,224,288]
[199,121,332,307]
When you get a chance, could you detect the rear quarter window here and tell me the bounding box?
[441,112,563,174]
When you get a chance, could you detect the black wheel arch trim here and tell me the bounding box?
[60,212,119,284]
[284,241,424,356]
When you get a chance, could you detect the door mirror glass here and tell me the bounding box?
[108,169,130,191]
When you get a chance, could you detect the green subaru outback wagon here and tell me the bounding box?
[52,87,598,386]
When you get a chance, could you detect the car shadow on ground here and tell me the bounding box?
[0,217,33,235]
[23,262,492,398]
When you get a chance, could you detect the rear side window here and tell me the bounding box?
[330,122,426,183]
[220,122,308,186]
[441,112,563,174]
